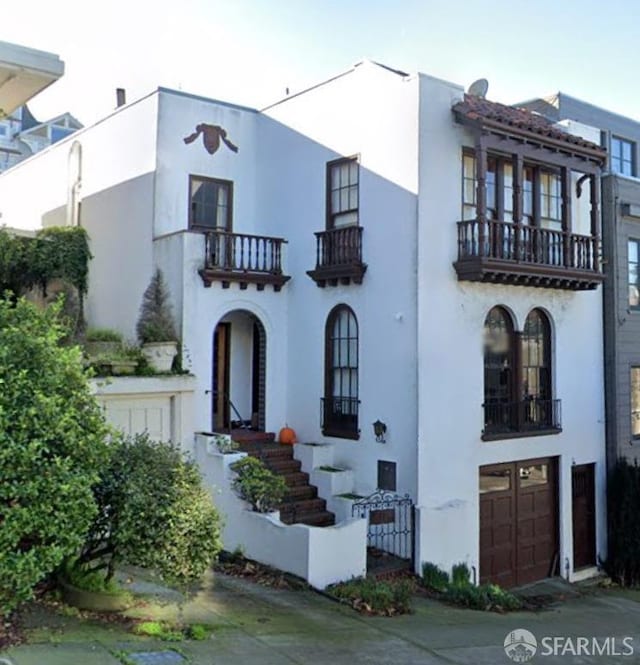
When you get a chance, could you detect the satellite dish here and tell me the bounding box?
[468,78,489,98]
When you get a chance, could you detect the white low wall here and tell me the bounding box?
[91,375,196,453]
[194,434,367,589]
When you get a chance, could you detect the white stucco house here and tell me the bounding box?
[0,60,607,588]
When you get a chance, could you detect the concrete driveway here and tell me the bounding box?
[3,573,640,664]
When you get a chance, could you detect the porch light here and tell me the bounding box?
[373,420,387,443]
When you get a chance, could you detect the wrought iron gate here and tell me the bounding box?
[352,490,415,565]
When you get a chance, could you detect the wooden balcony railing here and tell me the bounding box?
[454,219,602,290]
[199,230,290,291]
[307,226,367,287]
[482,398,562,440]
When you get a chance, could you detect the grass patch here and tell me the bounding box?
[327,576,415,616]
[131,620,214,642]
[420,561,522,613]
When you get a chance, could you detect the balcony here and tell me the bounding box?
[454,220,602,291]
[482,398,562,441]
[320,396,360,440]
[199,230,290,291]
[307,226,367,287]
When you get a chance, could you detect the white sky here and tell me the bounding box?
[5,0,640,126]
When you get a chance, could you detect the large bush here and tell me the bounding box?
[604,459,640,586]
[76,433,221,587]
[0,298,109,615]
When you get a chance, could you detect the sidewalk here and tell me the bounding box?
[3,572,640,664]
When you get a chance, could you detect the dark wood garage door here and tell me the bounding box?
[480,458,558,588]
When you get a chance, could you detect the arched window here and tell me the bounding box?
[323,305,359,438]
[483,307,515,433]
[483,306,557,436]
[522,309,552,427]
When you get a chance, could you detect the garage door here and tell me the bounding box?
[480,458,558,588]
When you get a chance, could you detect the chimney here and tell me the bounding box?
[116,88,126,108]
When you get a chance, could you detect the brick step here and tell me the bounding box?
[263,458,301,474]
[279,498,327,519]
[243,444,294,460]
[282,510,335,527]
[283,485,318,502]
[281,471,310,487]
[230,430,276,445]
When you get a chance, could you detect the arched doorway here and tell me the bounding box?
[212,310,266,432]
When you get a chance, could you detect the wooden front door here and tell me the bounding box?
[480,457,559,587]
[572,464,596,569]
[212,322,230,430]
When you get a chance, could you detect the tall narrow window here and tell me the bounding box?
[189,175,232,230]
[483,307,515,432]
[323,305,359,438]
[629,240,640,308]
[631,367,640,437]
[611,137,635,177]
[327,158,358,228]
[462,151,477,220]
[540,171,561,230]
[522,309,552,427]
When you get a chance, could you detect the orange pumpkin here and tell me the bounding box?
[278,426,297,445]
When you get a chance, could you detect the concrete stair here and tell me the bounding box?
[236,432,335,527]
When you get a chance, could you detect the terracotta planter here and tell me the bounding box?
[141,341,178,372]
[59,578,132,612]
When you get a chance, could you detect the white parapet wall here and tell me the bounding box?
[91,375,197,453]
[194,434,367,589]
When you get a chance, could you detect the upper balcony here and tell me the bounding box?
[307,225,367,287]
[199,230,290,291]
[452,93,607,292]
[455,219,602,290]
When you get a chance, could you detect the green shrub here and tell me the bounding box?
[451,562,471,587]
[186,623,212,640]
[0,298,109,616]
[604,459,640,586]
[230,456,287,513]
[85,328,123,342]
[328,577,415,615]
[136,269,177,343]
[421,562,449,592]
[444,583,522,612]
[76,433,222,588]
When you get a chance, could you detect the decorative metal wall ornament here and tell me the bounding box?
[183,124,239,155]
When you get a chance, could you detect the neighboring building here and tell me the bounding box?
[0,62,608,588]
[519,94,640,470]
[0,105,82,171]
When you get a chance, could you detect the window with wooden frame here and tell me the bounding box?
[327,157,359,228]
[611,136,635,177]
[462,149,562,228]
[323,304,359,438]
[189,175,233,231]
[483,306,556,436]
[631,367,640,438]
[629,239,640,308]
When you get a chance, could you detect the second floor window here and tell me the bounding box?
[611,137,635,177]
[189,175,232,231]
[327,157,359,228]
[629,240,640,308]
[462,150,561,228]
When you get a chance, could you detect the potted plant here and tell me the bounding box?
[136,269,178,372]
[84,327,123,358]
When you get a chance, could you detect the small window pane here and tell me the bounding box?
[519,464,548,488]
[632,368,640,437]
[629,240,640,307]
[479,468,511,494]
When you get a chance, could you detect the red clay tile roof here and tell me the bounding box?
[453,94,605,154]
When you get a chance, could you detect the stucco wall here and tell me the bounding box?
[415,74,607,578]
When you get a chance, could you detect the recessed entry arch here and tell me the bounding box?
[212,309,266,431]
